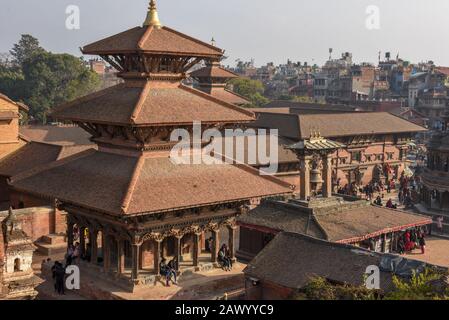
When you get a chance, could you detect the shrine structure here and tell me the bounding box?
[8,1,292,290]
[190,60,250,106]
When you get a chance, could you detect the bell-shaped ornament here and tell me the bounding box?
[310,168,323,184]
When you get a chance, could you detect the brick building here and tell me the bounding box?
[251,110,427,190]
[0,94,27,160]
[244,232,437,300]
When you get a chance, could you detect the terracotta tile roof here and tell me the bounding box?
[214,134,298,166]
[10,150,293,216]
[0,142,94,177]
[0,93,29,112]
[297,113,427,139]
[19,125,93,146]
[264,101,360,113]
[244,232,396,291]
[82,25,223,58]
[252,112,427,140]
[208,88,249,106]
[315,205,432,243]
[190,66,239,79]
[51,82,255,126]
[238,200,432,243]
[436,67,449,77]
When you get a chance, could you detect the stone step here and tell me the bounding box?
[35,241,67,256]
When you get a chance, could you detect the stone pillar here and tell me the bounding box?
[322,154,333,198]
[193,233,201,267]
[153,239,162,275]
[117,239,125,276]
[90,229,98,264]
[300,156,312,200]
[228,226,236,261]
[131,244,140,281]
[174,236,182,272]
[211,229,220,263]
[67,220,74,249]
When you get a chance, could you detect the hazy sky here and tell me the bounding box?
[1,0,449,67]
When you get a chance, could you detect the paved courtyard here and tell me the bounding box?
[403,236,449,268]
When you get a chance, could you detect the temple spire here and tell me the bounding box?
[143,0,162,28]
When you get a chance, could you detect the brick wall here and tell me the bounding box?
[0,214,4,298]
[0,206,67,242]
[245,278,293,300]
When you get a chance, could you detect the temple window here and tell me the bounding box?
[14,258,21,272]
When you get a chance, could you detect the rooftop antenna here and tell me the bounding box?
[143,0,162,28]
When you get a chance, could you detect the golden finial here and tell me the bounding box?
[143,0,162,28]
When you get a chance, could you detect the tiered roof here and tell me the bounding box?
[51,81,254,126]
[11,150,291,216]
[9,1,293,215]
[190,61,250,106]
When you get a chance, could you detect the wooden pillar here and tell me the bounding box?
[382,233,387,253]
[300,156,312,200]
[131,243,140,281]
[117,239,125,276]
[103,234,110,273]
[390,233,394,252]
[67,220,74,249]
[79,226,87,258]
[90,229,98,264]
[153,240,162,275]
[211,229,220,263]
[228,226,236,261]
[174,236,182,272]
[193,233,201,267]
[322,154,333,198]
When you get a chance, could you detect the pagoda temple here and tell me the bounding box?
[190,60,250,106]
[8,1,292,289]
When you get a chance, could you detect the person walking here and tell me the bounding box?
[419,234,426,254]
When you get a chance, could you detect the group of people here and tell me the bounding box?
[66,242,81,266]
[159,257,178,287]
[218,244,233,271]
[396,228,427,255]
[50,260,67,295]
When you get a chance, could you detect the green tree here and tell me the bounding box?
[294,269,449,300]
[21,51,100,122]
[9,34,44,69]
[384,268,449,300]
[228,78,269,107]
[0,35,101,123]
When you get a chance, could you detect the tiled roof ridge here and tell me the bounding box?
[384,111,428,131]
[223,88,250,102]
[159,26,223,55]
[81,26,142,54]
[120,155,145,214]
[233,163,294,192]
[9,148,96,185]
[0,141,62,175]
[178,84,255,119]
[130,81,152,123]
[51,83,126,120]
[137,25,154,50]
